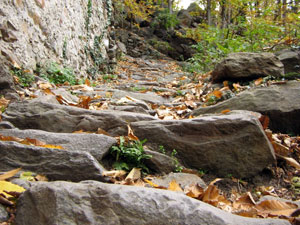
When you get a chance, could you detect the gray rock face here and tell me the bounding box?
[0,128,116,160]
[275,48,300,74]
[177,9,193,27]
[0,0,110,75]
[144,149,176,174]
[0,204,8,223]
[152,172,207,189]
[212,52,284,82]
[15,181,289,225]
[2,100,157,136]
[0,61,18,100]
[131,111,275,178]
[0,141,105,182]
[192,81,300,134]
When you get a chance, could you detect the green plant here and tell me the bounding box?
[171,149,183,172]
[151,9,179,30]
[38,62,76,85]
[110,136,152,173]
[103,74,118,81]
[11,67,35,87]
[159,145,166,154]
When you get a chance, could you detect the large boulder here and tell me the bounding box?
[275,48,300,75]
[2,100,157,136]
[0,58,19,100]
[0,0,111,75]
[131,111,275,178]
[192,81,300,135]
[212,52,284,82]
[15,181,289,225]
[177,9,193,27]
[0,141,105,182]
[0,128,116,161]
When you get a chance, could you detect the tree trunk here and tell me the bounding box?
[168,0,173,14]
[274,0,281,21]
[207,0,212,26]
[220,0,227,29]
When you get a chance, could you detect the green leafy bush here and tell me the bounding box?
[37,62,76,85]
[151,9,179,30]
[110,136,152,172]
[11,67,35,87]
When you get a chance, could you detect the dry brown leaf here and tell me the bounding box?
[256,200,298,217]
[38,82,53,90]
[85,79,91,86]
[168,180,183,192]
[143,178,160,188]
[223,81,229,87]
[35,174,48,181]
[277,154,300,169]
[0,134,23,142]
[232,192,256,211]
[0,98,10,108]
[272,142,290,157]
[221,109,231,114]
[259,115,270,130]
[42,144,64,150]
[127,124,139,141]
[96,128,110,136]
[77,96,91,109]
[42,88,55,95]
[102,170,127,179]
[254,77,263,86]
[125,168,141,182]
[184,183,204,198]
[0,168,22,181]
[185,100,197,109]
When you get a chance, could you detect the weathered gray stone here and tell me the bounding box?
[152,172,207,189]
[144,149,176,174]
[0,128,116,160]
[131,111,275,178]
[0,121,14,129]
[0,141,105,182]
[0,0,111,75]
[177,9,193,27]
[0,60,18,100]
[192,81,300,134]
[2,100,157,136]
[275,48,300,74]
[15,181,289,225]
[212,52,284,82]
[0,204,8,223]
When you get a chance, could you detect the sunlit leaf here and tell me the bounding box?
[0,181,25,198]
[143,178,159,188]
[184,183,204,198]
[277,155,300,169]
[125,168,141,182]
[127,124,139,141]
[20,171,35,181]
[221,109,231,114]
[168,180,183,192]
[0,168,21,181]
[256,200,298,217]
[102,170,127,178]
[254,77,263,86]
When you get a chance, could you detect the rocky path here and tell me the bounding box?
[0,54,299,224]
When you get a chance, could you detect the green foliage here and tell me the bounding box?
[171,149,183,172]
[102,74,118,82]
[37,62,76,85]
[151,9,179,30]
[11,67,35,87]
[110,136,152,172]
[159,145,166,154]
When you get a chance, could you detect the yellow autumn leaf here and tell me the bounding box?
[254,77,263,86]
[0,168,22,181]
[143,178,159,188]
[0,181,25,198]
[168,180,183,192]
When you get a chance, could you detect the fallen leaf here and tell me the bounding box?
[127,124,139,141]
[38,82,53,90]
[96,128,110,136]
[20,171,35,181]
[184,183,204,198]
[254,77,263,86]
[221,109,231,114]
[232,192,256,211]
[85,78,91,86]
[125,168,141,182]
[102,170,127,179]
[272,142,290,157]
[168,180,183,192]
[0,195,13,206]
[35,174,48,182]
[0,168,21,181]
[256,200,298,217]
[0,181,25,198]
[143,178,159,188]
[42,88,55,95]
[277,155,300,169]
[77,96,91,109]
[259,115,270,130]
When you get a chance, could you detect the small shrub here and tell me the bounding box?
[151,9,179,30]
[37,62,77,85]
[110,136,152,173]
[11,67,35,87]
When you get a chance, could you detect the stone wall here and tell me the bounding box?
[0,0,112,75]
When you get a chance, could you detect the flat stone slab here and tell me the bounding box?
[132,111,275,178]
[0,128,116,161]
[15,181,289,225]
[0,141,105,182]
[192,81,300,134]
[2,100,157,136]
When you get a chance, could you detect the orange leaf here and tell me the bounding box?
[259,115,270,130]
[42,88,55,95]
[223,81,229,87]
[256,200,298,217]
[127,124,139,141]
[254,78,263,86]
[184,184,204,198]
[168,180,183,192]
[42,144,64,150]
[0,168,22,181]
[221,109,231,114]
[85,79,91,86]
[213,90,223,98]
[96,128,110,136]
[143,178,159,188]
